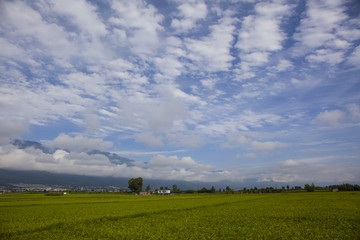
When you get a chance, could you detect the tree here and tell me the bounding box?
[145,184,151,192]
[198,187,210,193]
[172,184,179,193]
[304,183,315,192]
[225,186,233,194]
[210,186,216,193]
[128,177,143,193]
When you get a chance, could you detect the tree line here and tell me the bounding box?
[128,177,360,194]
[305,183,360,192]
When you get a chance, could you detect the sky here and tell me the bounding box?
[0,0,360,185]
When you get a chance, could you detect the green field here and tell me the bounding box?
[1,192,359,239]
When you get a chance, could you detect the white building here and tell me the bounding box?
[157,189,171,195]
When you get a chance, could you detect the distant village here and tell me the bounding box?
[0,183,128,194]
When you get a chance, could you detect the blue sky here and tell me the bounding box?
[0,0,360,184]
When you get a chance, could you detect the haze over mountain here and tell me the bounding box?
[0,168,299,191]
[0,140,351,189]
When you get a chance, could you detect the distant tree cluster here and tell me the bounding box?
[304,183,315,192]
[328,183,360,191]
[303,183,360,192]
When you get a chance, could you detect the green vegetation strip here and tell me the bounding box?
[1,192,359,239]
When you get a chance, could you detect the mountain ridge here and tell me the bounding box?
[5,140,328,189]
[12,139,135,166]
[0,168,302,191]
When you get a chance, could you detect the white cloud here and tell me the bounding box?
[306,49,344,66]
[0,37,39,66]
[237,0,292,50]
[110,0,164,56]
[0,119,28,145]
[135,132,164,147]
[230,0,257,2]
[68,152,110,166]
[0,0,76,64]
[104,82,190,137]
[236,0,292,79]
[49,0,107,38]
[347,46,360,68]
[236,153,256,159]
[310,105,360,130]
[294,0,347,49]
[266,156,360,183]
[166,133,204,148]
[237,14,283,52]
[290,78,302,86]
[154,55,184,79]
[282,159,301,167]
[241,52,269,66]
[144,155,223,182]
[197,109,283,141]
[186,15,236,72]
[148,155,196,168]
[44,133,113,152]
[313,110,345,128]
[239,110,282,128]
[222,135,250,149]
[0,83,88,127]
[346,104,360,122]
[143,93,187,132]
[222,131,288,152]
[293,0,360,66]
[171,1,207,32]
[200,78,217,89]
[59,72,106,97]
[273,59,294,72]
[251,140,287,151]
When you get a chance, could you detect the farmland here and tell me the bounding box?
[1,192,359,239]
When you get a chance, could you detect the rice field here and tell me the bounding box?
[1,192,359,239]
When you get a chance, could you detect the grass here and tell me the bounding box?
[1,192,359,239]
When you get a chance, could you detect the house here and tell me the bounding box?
[157,189,171,195]
[139,192,150,195]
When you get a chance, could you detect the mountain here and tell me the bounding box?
[88,150,134,166]
[13,139,54,154]
[0,168,130,189]
[0,168,290,191]
[7,140,308,190]
[0,169,226,190]
[12,139,135,166]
